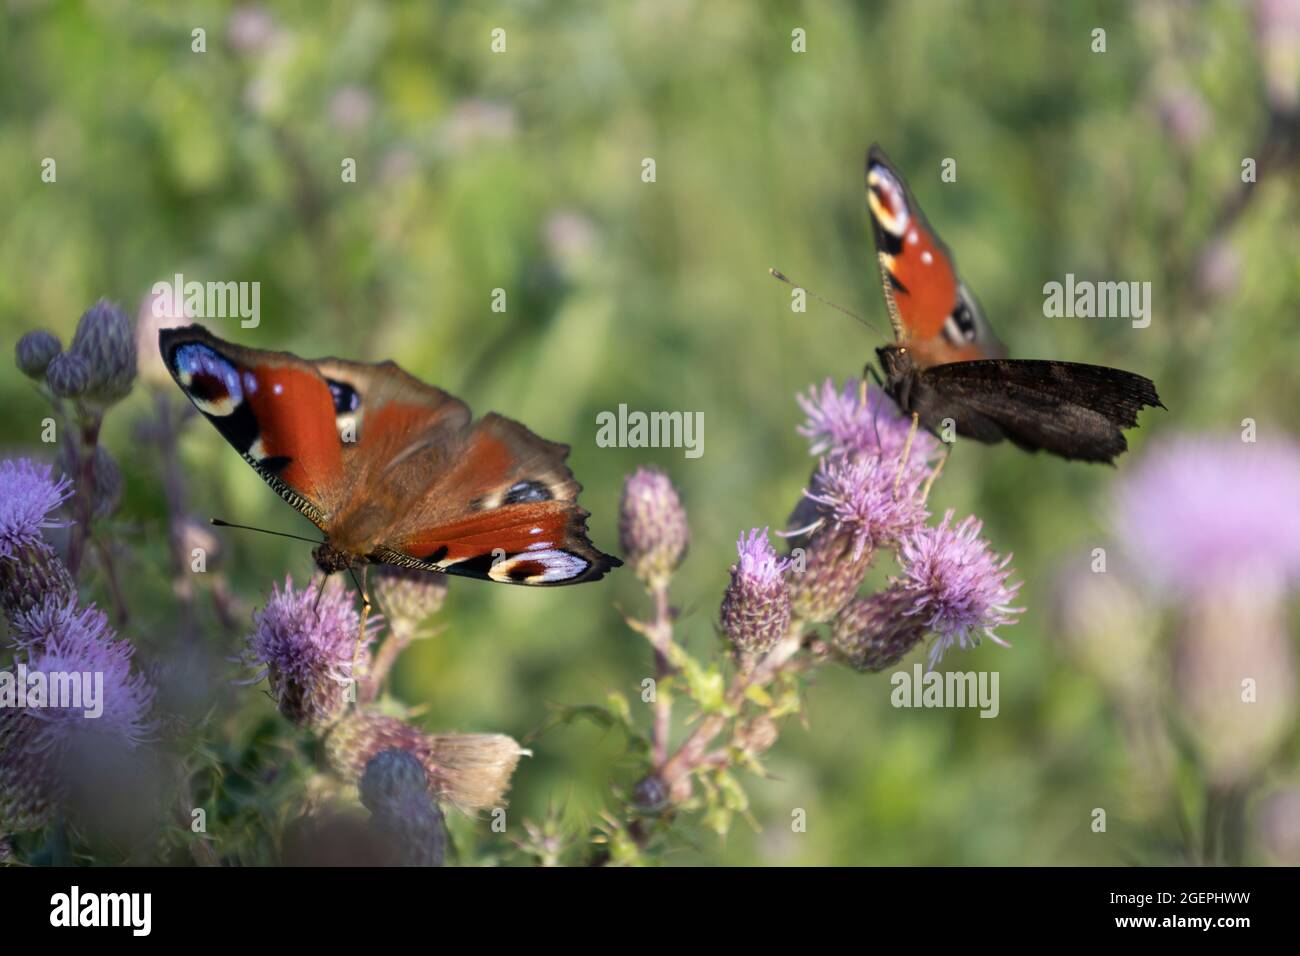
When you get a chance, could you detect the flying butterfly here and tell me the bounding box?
[864,144,1162,464]
[159,326,621,588]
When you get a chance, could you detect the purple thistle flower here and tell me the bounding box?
[797,378,940,469]
[1114,434,1300,596]
[19,598,156,748]
[9,596,110,653]
[0,459,72,562]
[1,591,156,831]
[244,575,380,729]
[896,510,1023,668]
[721,528,792,655]
[802,454,930,560]
[735,527,789,582]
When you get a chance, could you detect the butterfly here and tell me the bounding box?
[865,144,1162,464]
[159,325,621,586]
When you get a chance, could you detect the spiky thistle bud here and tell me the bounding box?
[371,565,448,636]
[830,589,927,672]
[243,575,380,729]
[325,708,527,813]
[45,352,91,399]
[784,491,874,624]
[619,467,688,588]
[721,528,791,655]
[15,330,62,380]
[360,748,448,867]
[69,299,136,407]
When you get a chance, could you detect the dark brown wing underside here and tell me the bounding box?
[915,359,1164,463]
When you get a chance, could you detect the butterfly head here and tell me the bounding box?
[877,343,910,372]
[313,542,360,575]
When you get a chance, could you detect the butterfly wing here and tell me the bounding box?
[158,324,397,527]
[866,145,1006,367]
[160,325,620,585]
[913,359,1163,463]
[366,412,620,585]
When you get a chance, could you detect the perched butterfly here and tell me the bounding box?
[159,326,621,586]
[865,144,1162,464]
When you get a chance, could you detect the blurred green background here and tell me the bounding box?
[2,0,1298,864]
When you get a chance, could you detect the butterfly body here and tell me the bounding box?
[160,325,620,585]
[865,146,1162,463]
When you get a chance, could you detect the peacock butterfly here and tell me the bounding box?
[864,144,1162,463]
[159,325,621,585]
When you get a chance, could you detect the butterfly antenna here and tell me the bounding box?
[769,268,883,336]
[210,518,324,545]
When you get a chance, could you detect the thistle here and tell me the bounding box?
[325,708,527,813]
[0,458,76,624]
[243,575,381,729]
[720,528,791,656]
[619,466,689,588]
[0,594,154,833]
[360,748,448,867]
[68,299,137,408]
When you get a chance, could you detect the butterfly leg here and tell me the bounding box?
[892,412,920,496]
[348,564,372,675]
[920,444,949,504]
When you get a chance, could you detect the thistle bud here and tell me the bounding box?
[360,748,447,867]
[69,299,137,407]
[372,565,448,635]
[619,467,688,588]
[15,330,62,380]
[0,540,76,625]
[0,707,59,832]
[786,502,874,624]
[720,528,791,656]
[46,352,91,398]
[326,708,527,813]
[829,589,927,673]
[632,774,670,813]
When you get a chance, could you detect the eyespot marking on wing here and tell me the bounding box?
[867,163,911,237]
[172,342,244,417]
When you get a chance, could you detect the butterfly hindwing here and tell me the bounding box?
[371,413,619,586]
[909,357,1164,464]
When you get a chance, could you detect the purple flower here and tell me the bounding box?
[9,596,110,653]
[735,527,789,582]
[721,529,792,654]
[801,454,930,560]
[896,510,1023,668]
[0,459,72,561]
[1114,435,1300,595]
[620,467,689,587]
[244,575,380,728]
[18,598,155,748]
[797,378,939,469]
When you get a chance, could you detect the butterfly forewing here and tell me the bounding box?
[866,144,1006,367]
